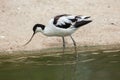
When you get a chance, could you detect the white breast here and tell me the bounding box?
[43,19,76,37]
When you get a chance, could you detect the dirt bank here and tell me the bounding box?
[0,0,120,52]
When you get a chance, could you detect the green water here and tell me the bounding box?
[0,48,120,80]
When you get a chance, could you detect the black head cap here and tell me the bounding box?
[24,24,45,46]
[33,24,45,32]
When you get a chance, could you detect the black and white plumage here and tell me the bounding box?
[25,14,92,53]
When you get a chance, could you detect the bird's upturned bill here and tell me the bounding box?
[24,32,35,46]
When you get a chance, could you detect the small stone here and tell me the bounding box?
[107,6,111,8]
[0,36,5,39]
[17,7,21,10]
[110,23,115,25]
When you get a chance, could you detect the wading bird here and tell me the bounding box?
[24,14,92,54]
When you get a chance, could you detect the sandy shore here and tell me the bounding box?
[0,0,120,52]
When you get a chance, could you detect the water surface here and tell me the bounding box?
[0,48,120,80]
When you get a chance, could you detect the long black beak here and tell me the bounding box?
[24,32,35,46]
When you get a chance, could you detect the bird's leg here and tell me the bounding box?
[62,36,66,53]
[70,35,78,80]
[70,35,78,55]
[62,36,66,80]
[70,35,79,59]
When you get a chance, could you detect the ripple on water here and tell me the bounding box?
[80,58,95,63]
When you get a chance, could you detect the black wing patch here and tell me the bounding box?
[53,14,77,29]
[53,14,68,25]
[74,20,92,28]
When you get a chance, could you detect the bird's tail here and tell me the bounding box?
[74,16,92,28]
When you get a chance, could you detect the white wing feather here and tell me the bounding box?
[56,16,75,25]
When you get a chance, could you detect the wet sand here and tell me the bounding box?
[0,0,120,52]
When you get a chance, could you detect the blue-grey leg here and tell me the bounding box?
[62,36,66,80]
[62,36,65,53]
[70,35,77,54]
[70,35,79,61]
[70,35,79,80]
